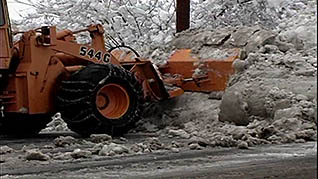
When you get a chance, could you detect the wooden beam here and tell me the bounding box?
[176,0,190,33]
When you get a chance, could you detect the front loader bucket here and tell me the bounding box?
[158,49,239,98]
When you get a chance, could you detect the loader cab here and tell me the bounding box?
[0,0,13,70]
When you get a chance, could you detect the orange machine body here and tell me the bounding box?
[159,49,237,98]
[111,49,238,99]
[0,25,171,115]
[1,25,238,115]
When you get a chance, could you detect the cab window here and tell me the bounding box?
[0,1,5,26]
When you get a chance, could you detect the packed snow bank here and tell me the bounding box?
[218,0,317,126]
[139,91,316,148]
[220,48,317,126]
[140,0,317,147]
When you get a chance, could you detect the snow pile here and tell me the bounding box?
[0,146,14,155]
[218,0,317,127]
[70,149,92,159]
[53,136,78,147]
[142,91,316,148]
[41,113,70,133]
[98,143,130,156]
[146,0,318,63]
[25,149,50,161]
[139,0,317,148]
[90,134,112,143]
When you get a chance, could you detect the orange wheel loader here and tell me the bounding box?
[0,0,237,136]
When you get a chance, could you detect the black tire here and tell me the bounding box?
[0,113,52,137]
[57,64,143,136]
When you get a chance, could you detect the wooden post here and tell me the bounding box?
[176,0,190,33]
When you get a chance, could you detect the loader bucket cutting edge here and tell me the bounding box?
[159,49,238,96]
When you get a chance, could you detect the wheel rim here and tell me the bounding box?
[96,83,130,119]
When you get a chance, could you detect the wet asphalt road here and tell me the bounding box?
[0,133,317,179]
